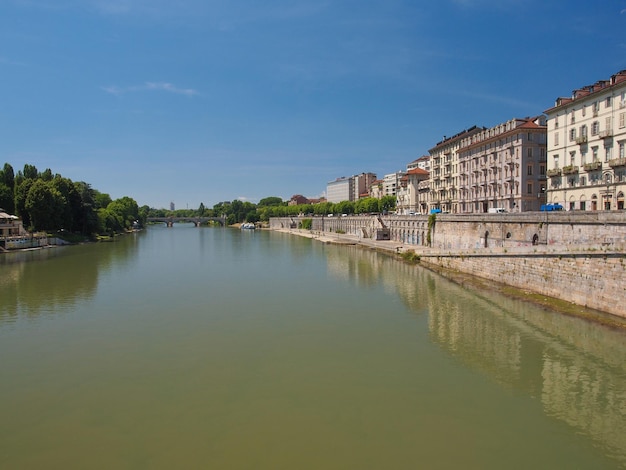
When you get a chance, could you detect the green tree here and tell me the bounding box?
[258,196,283,207]
[93,191,112,210]
[379,195,396,213]
[107,196,140,230]
[0,183,13,213]
[25,179,66,231]
[198,202,206,216]
[23,164,38,180]
[0,163,15,213]
[14,178,35,227]
[73,181,100,234]
[355,197,379,214]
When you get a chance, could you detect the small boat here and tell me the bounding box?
[240,223,256,230]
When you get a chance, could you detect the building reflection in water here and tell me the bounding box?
[324,243,626,466]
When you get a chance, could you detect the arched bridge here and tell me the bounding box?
[147,216,226,227]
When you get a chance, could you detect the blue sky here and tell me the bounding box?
[1,0,625,209]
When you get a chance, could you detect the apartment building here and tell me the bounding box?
[326,177,353,203]
[457,117,548,213]
[428,126,484,213]
[544,70,626,210]
[352,172,377,201]
[382,171,406,197]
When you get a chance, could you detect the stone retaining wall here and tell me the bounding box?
[270,213,626,317]
[418,252,625,318]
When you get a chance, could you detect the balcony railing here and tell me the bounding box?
[547,168,562,177]
[609,158,626,168]
[575,135,588,145]
[562,165,579,175]
[599,129,613,138]
[583,161,602,172]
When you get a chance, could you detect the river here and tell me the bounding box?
[1,224,625,469]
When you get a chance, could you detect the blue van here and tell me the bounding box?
[430,208,442,214]
[540,203,564,211]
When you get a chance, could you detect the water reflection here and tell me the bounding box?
[323,244,626,466]
[0,233,140,322]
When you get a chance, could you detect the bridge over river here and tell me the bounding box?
[147,216,226,227]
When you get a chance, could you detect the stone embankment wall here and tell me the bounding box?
[270,212,626,318]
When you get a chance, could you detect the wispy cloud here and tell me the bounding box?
[102,82,199,96]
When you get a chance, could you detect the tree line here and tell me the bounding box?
[0,162,145,236]
[146,195,397,225]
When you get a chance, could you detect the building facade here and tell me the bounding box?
[352,172,377,201]
[457,117,548,213]
[326,177,353,203]
[544,70,626,211]
[428,126,484,213]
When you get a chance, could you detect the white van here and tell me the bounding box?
[488,208,506,213]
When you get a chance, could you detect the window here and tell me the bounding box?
[570,111,575,124]
[527,183,533,195]
[580,176,586,186]
[580,201,586,211]
[591,121,599,135]
[528,133,533,141]
[540,164,546,176]
[606,117,612,131]
[569,151,576,166]
[580,125,588,137]
[554,132,559,146]
[527,148,533,158]
[554,118,559,129]
[554,155,560,168]
[582,106,586,117]
[606,97,611,108]
[592,101,599,116]
[569,128,576,141]
[527,165,533,176]
[620,142,625,160]
[620,112,625,128]
[605,145,612,162]
[592,147,598,162]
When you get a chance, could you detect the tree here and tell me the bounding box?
[355,197,379,214]
[23,164,38,180]
[258,196,283,207]
[14,178,35,227]
[0,163,15,213]
[379,195,396,213]
[0,183,13,213]
[198,202,206,216]
[93,191,112,210]
[107,196,140,230]
[25,179,66,231]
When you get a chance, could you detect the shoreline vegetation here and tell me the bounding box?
[273,227,626,331]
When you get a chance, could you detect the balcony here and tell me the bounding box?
[575,135,588,145]
[599,129,613,138]
[609,158,626,168]
[547,168,562,177]
[583,161,602,172]
[562,165,579,175]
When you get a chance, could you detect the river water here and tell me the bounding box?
[1,224,625,469]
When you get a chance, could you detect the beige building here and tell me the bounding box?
[544,70,626,211]
[428,126,484,213]
[457,117,548,213]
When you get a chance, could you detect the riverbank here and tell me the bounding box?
[273,227,626,329]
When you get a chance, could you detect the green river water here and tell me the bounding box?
[1,224,625,469]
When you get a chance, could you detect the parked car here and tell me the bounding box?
[540,203,564,211]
